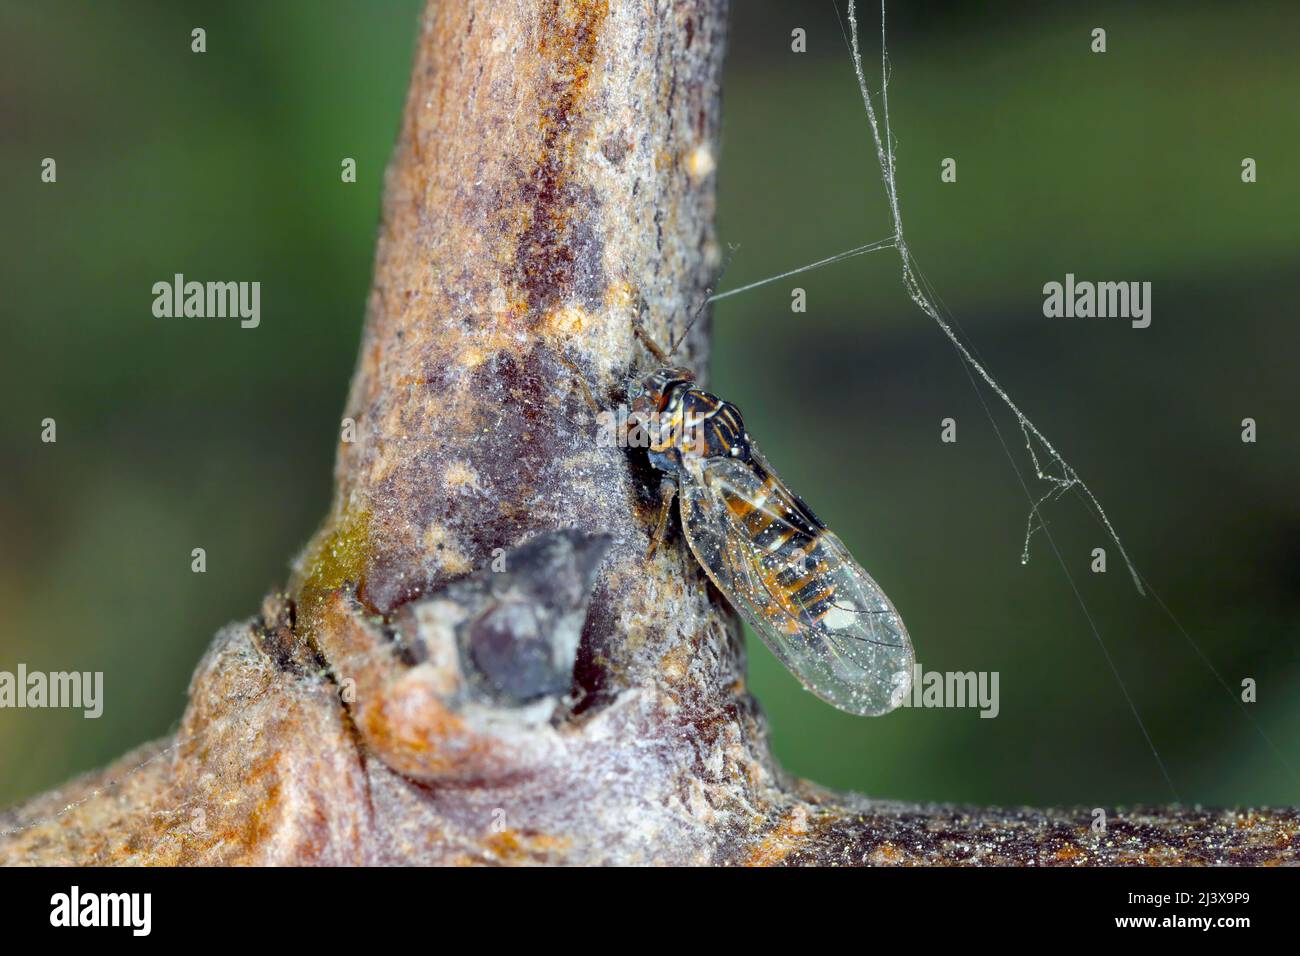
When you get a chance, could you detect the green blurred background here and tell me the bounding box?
[2,1,1296,810]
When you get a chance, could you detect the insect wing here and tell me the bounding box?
[679,449,914,716]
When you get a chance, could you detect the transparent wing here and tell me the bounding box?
[679,447,913,716]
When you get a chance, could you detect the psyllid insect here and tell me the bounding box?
[608,325,915,717]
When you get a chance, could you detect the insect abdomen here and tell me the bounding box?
[722,470,837,632]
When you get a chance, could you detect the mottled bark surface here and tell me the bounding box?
[1,0,1296,866]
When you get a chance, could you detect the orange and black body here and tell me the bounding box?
[624,364,914,717]
[629,366,750,472]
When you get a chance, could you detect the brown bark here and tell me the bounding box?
[1,0,1296,866]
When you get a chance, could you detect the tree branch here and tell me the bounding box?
[2,0,1295,866]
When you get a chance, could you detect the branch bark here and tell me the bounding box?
[2,0,1296,866]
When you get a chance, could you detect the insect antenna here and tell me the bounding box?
[664,242,740,361]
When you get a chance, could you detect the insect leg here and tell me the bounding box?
[556,354,602,419]
[571,372,601,419]
[633,323,670,365]
[645,478,678,560]
[628,298,671,365]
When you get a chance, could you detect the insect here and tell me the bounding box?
[613,324,915,717]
